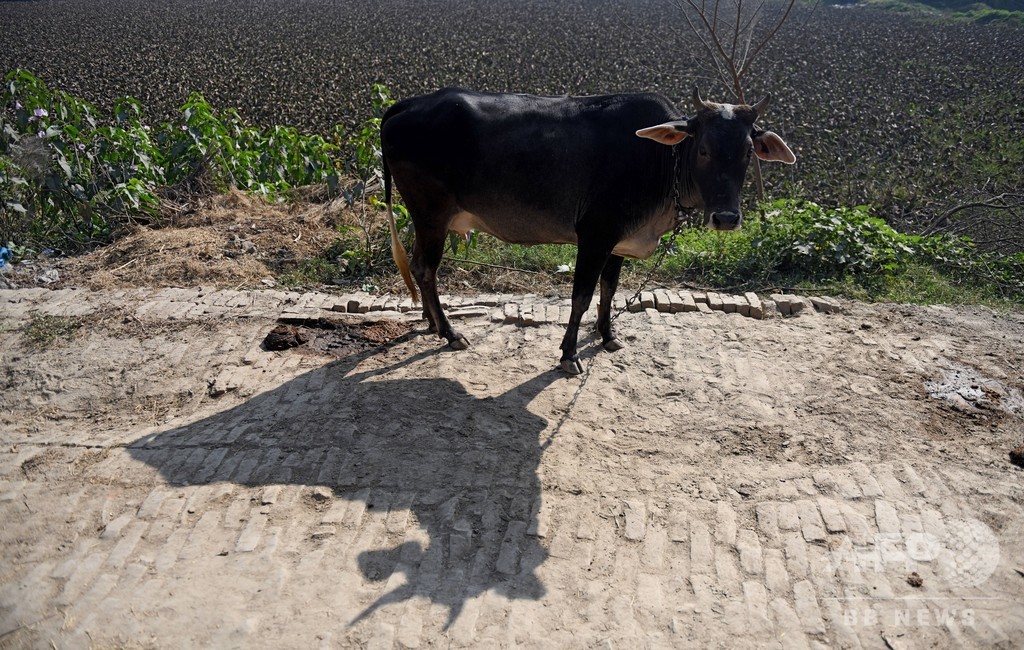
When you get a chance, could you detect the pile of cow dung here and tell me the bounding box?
[263,319,413,358]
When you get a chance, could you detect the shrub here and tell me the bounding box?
[660,199,1023,301]
[1,69,345,254]
[158,93,341,195]
[662,201,912,286]
[1,70,162,250]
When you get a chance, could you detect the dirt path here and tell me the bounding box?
[1,287,1023,648]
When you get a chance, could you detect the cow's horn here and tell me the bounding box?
[692,86,708,111]
[751,93,771,116]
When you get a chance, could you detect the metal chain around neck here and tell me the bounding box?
[614,143,692,321]
[672,139,703,229]
[672,141,686,220]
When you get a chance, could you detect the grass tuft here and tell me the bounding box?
[23,313,82,349]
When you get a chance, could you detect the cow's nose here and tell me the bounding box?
[710,211,741,230]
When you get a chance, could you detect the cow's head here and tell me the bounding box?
[636,87,795,231]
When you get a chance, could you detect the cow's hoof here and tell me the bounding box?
[560,358,584,375]
[448,335,470,351]
[603,337,625,352]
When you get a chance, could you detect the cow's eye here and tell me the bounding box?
[698,146,708,157]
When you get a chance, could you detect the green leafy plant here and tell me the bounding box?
[1,69,345,254]
[657,199,1023,301]
[157,94,340,194]
[762,201,916,277]
[1,70,162,251]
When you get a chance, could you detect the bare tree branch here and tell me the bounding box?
[730,0,743,65]
[683,0,741,92]
[737,0,767,74]
[739,0,796,80]
[740,0,768,37]
[672,0,733,91]
[920,193,1024,237]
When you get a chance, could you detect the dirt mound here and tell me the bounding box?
[55,190,357,290]
[0,186,570,297]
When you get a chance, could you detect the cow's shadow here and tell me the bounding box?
[127,340,558,628]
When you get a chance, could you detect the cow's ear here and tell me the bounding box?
[753,130,796,164]
[636,121,691,146]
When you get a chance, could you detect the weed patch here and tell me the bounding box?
[644,200,1023,303]
[23,313,82,349]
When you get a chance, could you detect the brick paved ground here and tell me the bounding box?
[1,287,1022,648]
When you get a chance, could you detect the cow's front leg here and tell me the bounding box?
[596,254,625,352]
[559,246,610,375]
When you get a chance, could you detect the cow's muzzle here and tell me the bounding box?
[708,211,742,231]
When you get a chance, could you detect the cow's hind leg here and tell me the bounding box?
[596,254,625,352]
[559,246,610,375]
[411,228,469,350]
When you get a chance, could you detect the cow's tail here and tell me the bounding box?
[383,154,419,304]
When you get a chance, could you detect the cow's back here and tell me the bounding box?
[381,88,678,244]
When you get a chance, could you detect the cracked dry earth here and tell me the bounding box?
[1,287,1023,649]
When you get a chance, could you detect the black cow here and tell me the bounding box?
[381,87,795,374]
